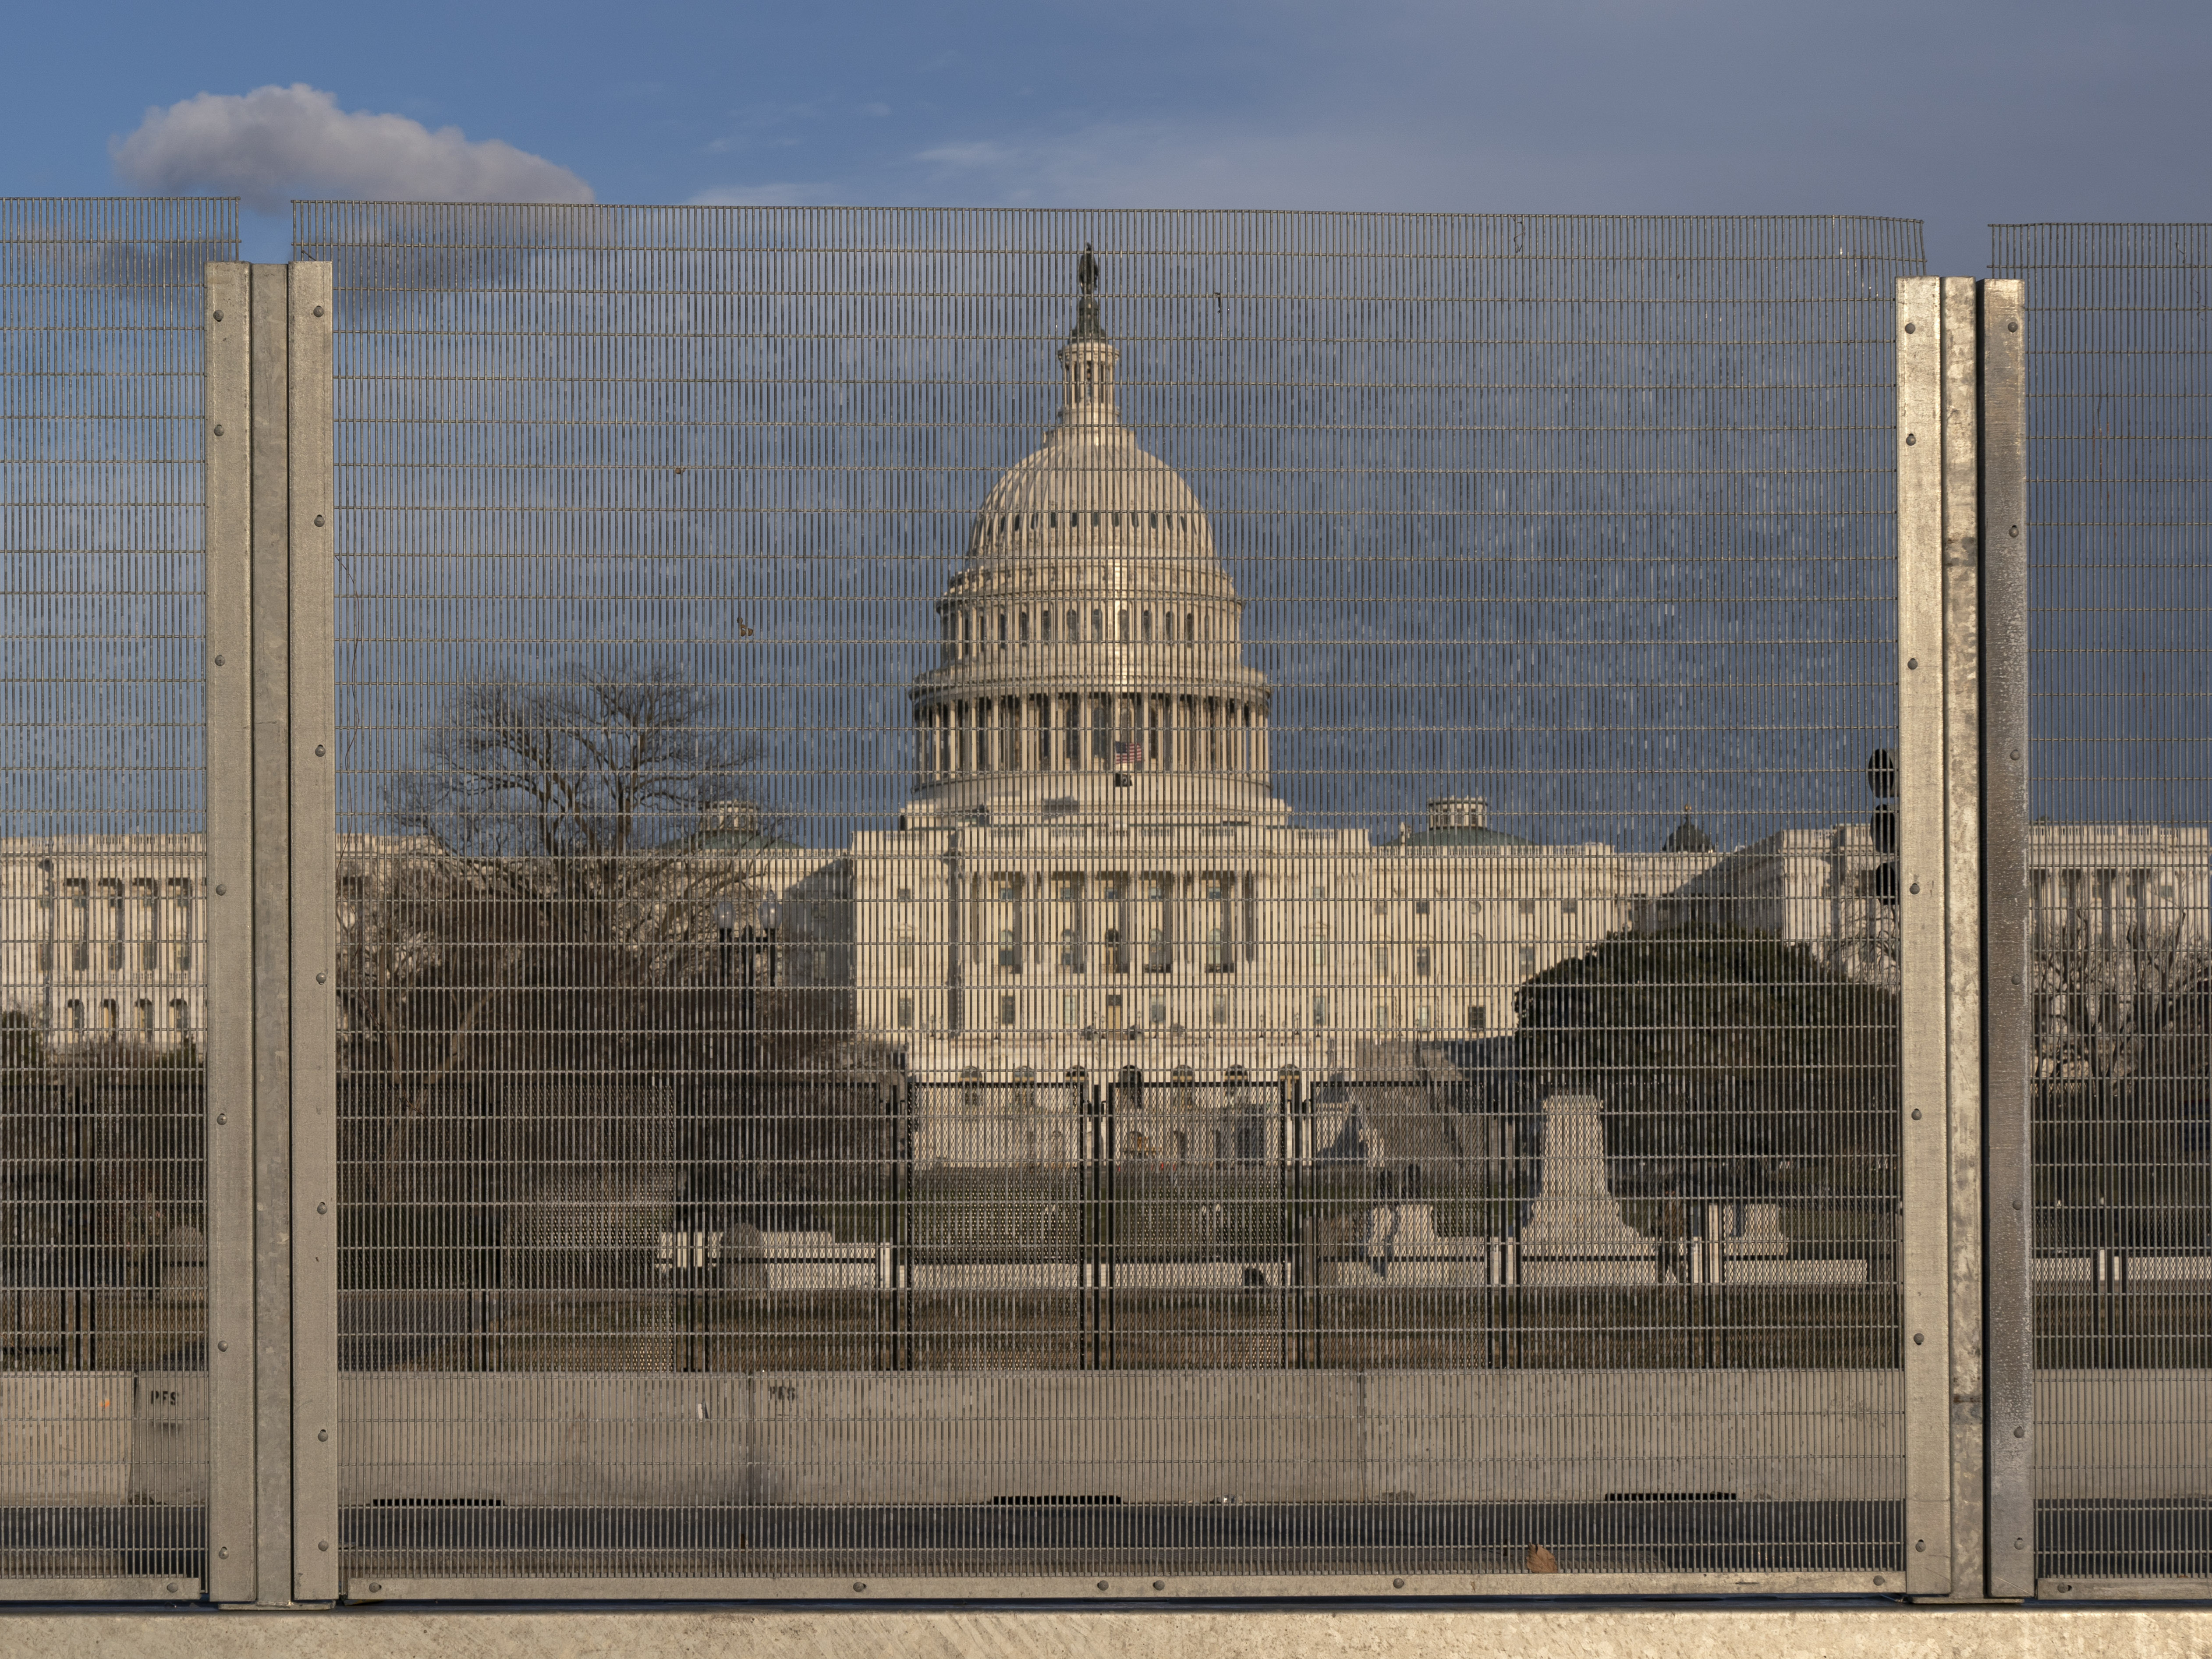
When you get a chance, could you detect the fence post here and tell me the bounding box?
[203,260,337,1606]
[1940,274,1991,1599]
[286,263,340,1603]
[1895,275,1955,1596]
[1978,277,2034,1597]
[202,262,256,1605]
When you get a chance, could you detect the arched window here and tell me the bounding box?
[960,612,971,657]
[1185,610,1195,642]
[1141,610,1152,642]
[1091,608,1103,640]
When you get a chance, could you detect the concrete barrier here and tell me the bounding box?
[335,1370,1904,1507]
[6,1368,2205,1512]
[0,1372,206,1507]
[0,1373,133,1504]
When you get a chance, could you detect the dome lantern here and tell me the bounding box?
[1059,243,1117,429]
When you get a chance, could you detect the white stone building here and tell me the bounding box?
[0,835,206,1049]
[5,278,2205,1141]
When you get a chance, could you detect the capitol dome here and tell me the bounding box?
[906,251,1280,826]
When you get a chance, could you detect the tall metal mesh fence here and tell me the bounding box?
[1992,223,2212,1593]
[296,206,1919,1592]
[0,198,233,1588]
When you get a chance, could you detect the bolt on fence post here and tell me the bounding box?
[1978,277,2034,1599]
[1895,275,1956,1597]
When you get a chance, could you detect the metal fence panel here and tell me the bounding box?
[294,205,1923,1595]
[1992,223,2212,1599]
[0,197,235,1599]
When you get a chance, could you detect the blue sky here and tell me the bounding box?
[8,0,2210,270]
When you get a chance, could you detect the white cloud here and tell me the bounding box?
[111,84,593,214]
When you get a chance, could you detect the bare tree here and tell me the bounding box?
[2031,915,2212,1247]
[2032,916,2212,1084]
[340,662,779,1207]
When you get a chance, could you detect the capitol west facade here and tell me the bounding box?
[6,270,2206,1164]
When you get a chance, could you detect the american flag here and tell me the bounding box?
[1113,739,1142,769]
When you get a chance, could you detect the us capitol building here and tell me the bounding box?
[5,260,2205,1167]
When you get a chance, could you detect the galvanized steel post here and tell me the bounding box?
[203,261,337,1606]
[202,261,256,1606]
[287,264,340,1605]
[1978,277,2033,1599]
[1942,274,1989,1602]
[1894,275,1954,1597]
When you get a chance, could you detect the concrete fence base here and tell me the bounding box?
[2,1370,2206,1510]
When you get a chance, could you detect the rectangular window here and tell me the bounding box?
[170,879,192,971]
[1414,1003,1432,1031]
[136,879,160,970]
[67,879,89,971]
[1413,899,1431,917]
[1517,898,1538,915]
[170,999,189,1033]
[1414,945,1432,978]
[1371,944,1390,976]
[1469,1004,1487,1032]
[895,938,916,971]
[135,1000,153,1033]
[998,994,1017,1026]
[1374,1001,1393,1028]
[1063,994,1080,1027]
[67,1000,84,1031]
[1210,995,1229,1025]
[1149,997,1166,1026]
[1312,996,1329,1028]
[1518,946,1538,972]
[895,996,915,1029]
[103,881,124,971]
[1561,898,1579,915]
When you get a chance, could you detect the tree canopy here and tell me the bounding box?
[1513,925,1899,1195]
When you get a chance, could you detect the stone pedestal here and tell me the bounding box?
[1517,1094,1659,1287]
